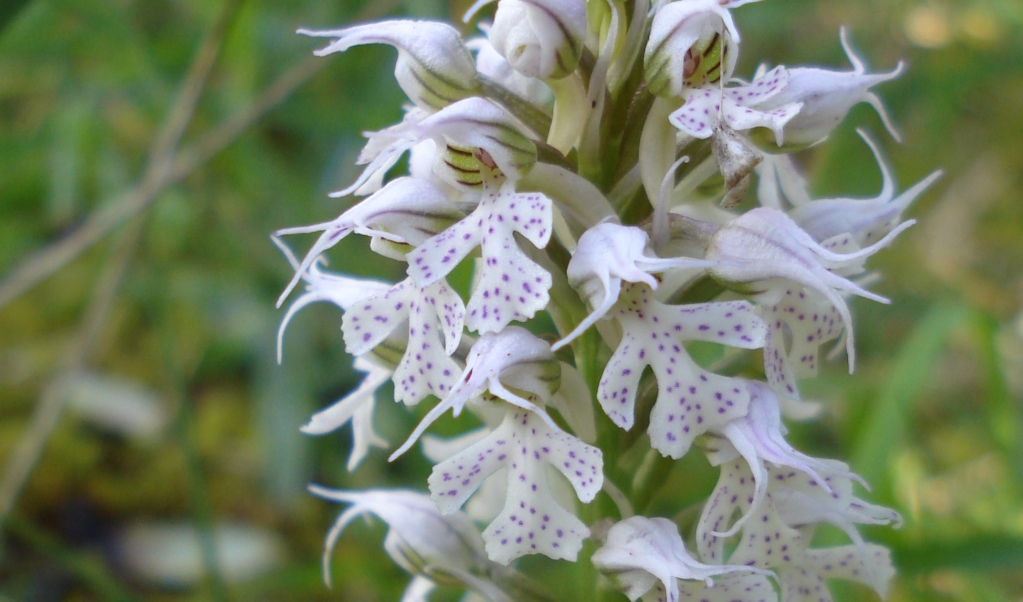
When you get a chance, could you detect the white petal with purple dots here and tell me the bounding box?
[342,278,464,406]
[407,182,554,334]
[669,67,802,145]
[429,408,602,564]
[597,283,766,458]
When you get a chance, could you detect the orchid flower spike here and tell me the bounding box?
[489,0,587,80]
[297,20,476,111]
[274,177,462,306]
[789,129,943,246]
[554,223,716,351]
[591,516,773,602]
[390,326,562,461]
[645,0,756,97]
[703,380,866,537]
[308,486,510,600]
[753,27,905,147]
[706,207,915,372]
[338,97,538,198]
[272,236,390,364]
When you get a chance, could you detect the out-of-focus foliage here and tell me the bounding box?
[0,0,1021,600]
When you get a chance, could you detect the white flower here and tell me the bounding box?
[309,487,511,601]
[753,28,904,146]
[301,355,391,471]
[274,177,463,306]
[591,516,772,602]
[669,66,803,146]
[298,20,476,111]
[554,223,716,351]
[342,277,465,406]
[407,181,553,334]
[429,407,601,564]
[390,326,562,461]
[489,0,587,80]
[701,380,865,536]
[706,207,915,371]
[697,459,900,599]
[596,283,767,458]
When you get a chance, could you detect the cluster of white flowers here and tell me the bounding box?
[275,2,941,600]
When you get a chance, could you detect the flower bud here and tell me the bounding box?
[298,21,476,111]
[645,0,743,97]
[489,0,586,80]
[752,28,903,147]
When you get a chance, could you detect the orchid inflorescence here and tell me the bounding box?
[274,1,940,600]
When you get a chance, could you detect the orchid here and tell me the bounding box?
[696,459,900,600]
[592,516,772,602]
[275,2,936,600]
[706,206,915,372]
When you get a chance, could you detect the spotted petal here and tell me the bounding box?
[342,278,463,406]
[762,288,843,399]
[669,67,801,145]
[429,409,602,564]
[639,573,778,602]
[407,183,553,334]
[708,381,863,537]
[273,237,391,363]
[597,284,767,459]
[782,544,895,601]
[695,459,804,567]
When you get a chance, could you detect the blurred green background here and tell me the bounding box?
[1,0,1021,600]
